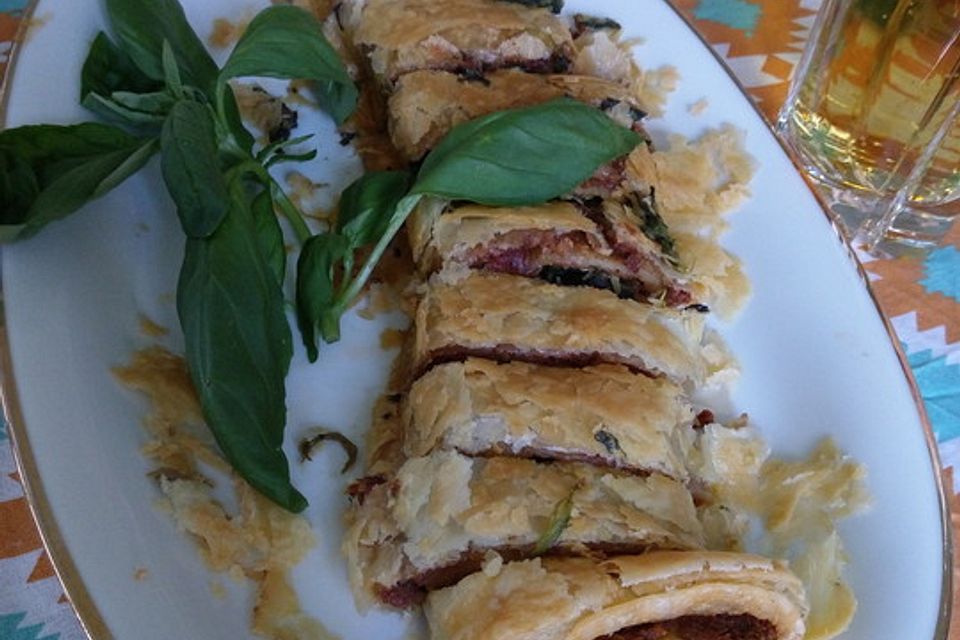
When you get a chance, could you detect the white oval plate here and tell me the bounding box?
[1,0,950,638]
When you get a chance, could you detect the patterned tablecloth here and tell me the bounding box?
[1,0,959,639]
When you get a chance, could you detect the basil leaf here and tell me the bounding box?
[251,189,286,286]
[177,179,304,512]
[219,5,357,125]
[533,488,576,555]
[81,31,163,110]
[105,0,219,96]
[296,233,351,361]
[112,90,176,115]
[412,98,641,205]
[336,170,411,248]
[82,93,169,127]
[222,88,256,154]
[160,100,230,238]
[626,189,679,262]
[0,124,157,240]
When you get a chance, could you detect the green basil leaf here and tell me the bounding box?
[0,151,40,229]
[412,98,641,205]
[160,100,230,238]
[111,90,177,115]
[626,190,679,263]
[296,233,351,361]
[177,179,303,512]
[82,93,170,128]
[81,31,163,104]
[161,39,185,100]
[533,488,576,555]
[251,189,286,286]
[218,5,357,125]
[84,89,179,128]
[0,124,157,240]
[222,87,256,153]
[0,122,142,164]
[105,0,219,97]
[264,149,318,169]
[336,170,411,248]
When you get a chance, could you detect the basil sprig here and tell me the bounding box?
[295,98,641,359]
[0,0,355,512]
[0,0,643,513]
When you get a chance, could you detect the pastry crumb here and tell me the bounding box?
[379,328,406,350]
[138,314,168,338]
[210,580,227,599]
[117,345,334,640]
[133,567,149,581]
[208,13,255,48]
[687,97,709,116]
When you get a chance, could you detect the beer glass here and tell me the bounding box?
[777,0,960,250]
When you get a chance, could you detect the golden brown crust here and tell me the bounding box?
[388,69,645,160]
[344,451,704,606]
[403,359,693,479]
[425,552,808,640]
[413,270,708,384]
[344,0,574,83]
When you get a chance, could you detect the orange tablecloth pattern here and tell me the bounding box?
[1,1,959,639]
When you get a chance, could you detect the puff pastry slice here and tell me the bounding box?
[425,552,808,640]
[388,69,649,160]
[408,197,696,307]
[403,359,693,479]
[413,270,708,384]
[340,0,574,85]
[344,451,704,608]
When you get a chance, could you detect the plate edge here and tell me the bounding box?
[0,2,110,638]
[0,1,951,638]
[661,1,954,636]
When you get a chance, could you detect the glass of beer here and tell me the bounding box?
[777,0,960,251]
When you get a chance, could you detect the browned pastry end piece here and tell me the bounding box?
[425,552,808,640]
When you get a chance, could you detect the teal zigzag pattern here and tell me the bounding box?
[0,0,30,14]
[920,246,960,303]
[907,347,960,442]
[693,0,762,34]
[0,613,59,640]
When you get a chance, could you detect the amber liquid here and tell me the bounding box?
[783,0,960,207]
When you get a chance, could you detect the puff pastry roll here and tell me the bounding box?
[403,359,693,479]
[344,451,704,608]
[340,0,574,85]
[408,197,695,307]
[388,69,649,160]
[413,270,708,384]
[425,552,808,640]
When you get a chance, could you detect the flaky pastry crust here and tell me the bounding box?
[344,451,704,607]
[425,552,807,640]
[413,270,708,384]
[343,0,574,83]
[403,359,693,479]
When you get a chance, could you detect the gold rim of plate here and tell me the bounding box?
[0,2,952,640]
[664,5,954,637]
[0,4,111,639]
